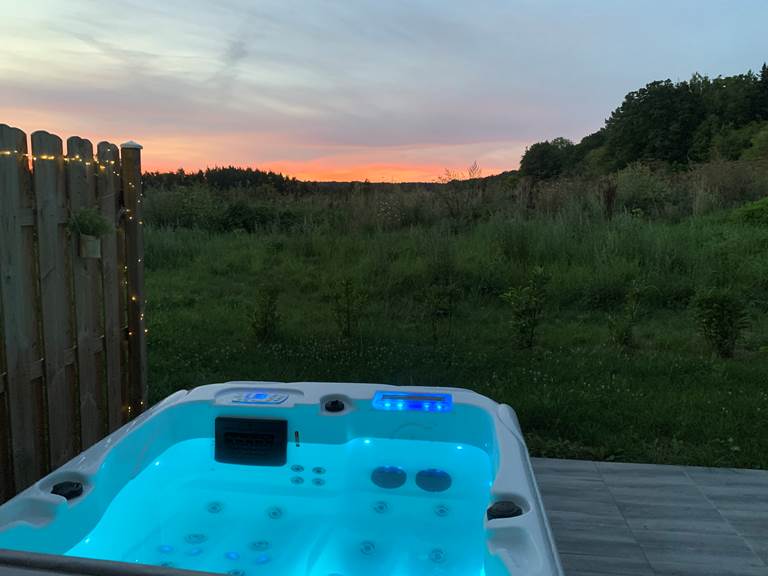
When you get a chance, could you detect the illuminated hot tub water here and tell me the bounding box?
[0,382,563,576]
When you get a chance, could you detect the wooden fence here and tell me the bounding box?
[0,123,147,502]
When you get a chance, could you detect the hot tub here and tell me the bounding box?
[0,382,562,576]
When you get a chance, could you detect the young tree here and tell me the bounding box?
[519,138,574,181]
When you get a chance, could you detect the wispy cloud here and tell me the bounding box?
[1,0,766,180]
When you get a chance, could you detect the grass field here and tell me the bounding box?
[144,202,768,469]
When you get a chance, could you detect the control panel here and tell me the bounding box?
[230,391,289,405]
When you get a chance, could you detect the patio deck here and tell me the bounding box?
[1,458,766,575]
[532,458,768,575]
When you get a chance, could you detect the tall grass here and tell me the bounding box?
[143,159,768,468]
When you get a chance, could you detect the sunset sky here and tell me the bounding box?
[1,1,767,181]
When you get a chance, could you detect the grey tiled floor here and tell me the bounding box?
[532,458,768,576]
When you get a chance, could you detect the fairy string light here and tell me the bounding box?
[5,140,147,417]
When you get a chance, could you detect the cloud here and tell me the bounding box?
[1,0,767,179]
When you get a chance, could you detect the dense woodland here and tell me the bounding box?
[520,64,768,180]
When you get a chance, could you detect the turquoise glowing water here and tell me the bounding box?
[67,437,493,575]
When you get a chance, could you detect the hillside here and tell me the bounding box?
[520,65,768,181]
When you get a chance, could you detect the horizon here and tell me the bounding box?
[2,1,767,182]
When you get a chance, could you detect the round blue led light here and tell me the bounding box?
[225,551,240,560]
[254,553,271,564]
[158,545,174,554]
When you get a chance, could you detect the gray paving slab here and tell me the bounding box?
[533,458,768,576]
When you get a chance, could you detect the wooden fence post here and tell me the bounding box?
[97,143,124,432]
[31,131,79,468]
[121,141,147,415]
[0,124,47,490]
[66,137,107,447]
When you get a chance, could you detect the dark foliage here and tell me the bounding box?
[520,64,768,181]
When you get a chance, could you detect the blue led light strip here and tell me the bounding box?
[372,391,453,412]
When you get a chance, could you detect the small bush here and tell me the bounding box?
[251,285,280,343]
[69,208,113,236]
[218,200,260,232]
[501,266,549,349]
[732,196,768,226]
[693,289,749,358]
[616,164,672,218]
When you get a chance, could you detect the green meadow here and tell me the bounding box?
[143,166,768,469]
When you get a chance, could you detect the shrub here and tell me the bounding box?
[68,208,113,236]
[741,123,768,160]
[615,164,671,218]
[693,289,749,358]
[251,285,280,343]
[501,266,549,348]
[732,196,768,226]
[218,200,260,232]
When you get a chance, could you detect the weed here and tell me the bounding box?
[330,278,366,341]
[501,266,549,349]
[693,289,749,358]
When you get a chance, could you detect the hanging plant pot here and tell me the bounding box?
[79,234,102,259]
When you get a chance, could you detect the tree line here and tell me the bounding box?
[520,64,768,181]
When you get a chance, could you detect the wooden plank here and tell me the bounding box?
[113,158,129,425]
[121,142,147,415]
[66,137,106,448]
[0,123,47,491]
[97,142,123,432]
[0,388,11,503]
[31,131,79,469]
[16,207,68,227]
[0,242,10,502]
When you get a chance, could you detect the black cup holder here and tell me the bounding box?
[324,399,346,413]
[51,480,84,501]
[487,500,525,520]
